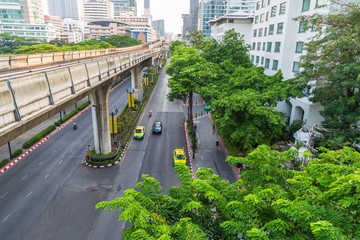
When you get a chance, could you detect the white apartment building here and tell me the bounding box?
[250,0,329,125]
[84,0,114,22]
[114,16,157,43]
[0,22,58,41]
[208,10,254,43]
[61,18,86,43]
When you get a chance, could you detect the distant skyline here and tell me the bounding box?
[42,0,188,34]
[137,0,188,34]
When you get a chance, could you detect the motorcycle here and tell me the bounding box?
[73,124,77,130]
[149,111,152,117]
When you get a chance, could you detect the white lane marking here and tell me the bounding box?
[201,155,203,160]
[1,192,8,199]
[22,175,28,180]
[38,161,43,165]
[26,191,32,198]
[58,160,63,165]
[44,174,49,180]
[121,221,126,229]
[2,215,10,223]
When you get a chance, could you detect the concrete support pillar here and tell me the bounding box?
[130,66,142,89]
[90,83,112,154]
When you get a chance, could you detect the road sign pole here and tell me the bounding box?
[111,112,115,139]
[8,142,12,160]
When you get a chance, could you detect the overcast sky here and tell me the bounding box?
[137,0,189,34]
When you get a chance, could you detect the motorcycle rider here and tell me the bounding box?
[149,109,152,117]
[73,120,77,130]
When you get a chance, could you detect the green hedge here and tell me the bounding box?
[0,159,10,168]
[11,148,23,159]
[77,101,90,111]
[54,109,79,126]
[22,125,56,149]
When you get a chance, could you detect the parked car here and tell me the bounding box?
[134,126,145,140]
[152,121,162,134]
[173,149,187,165]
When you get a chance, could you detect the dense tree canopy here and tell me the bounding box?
[96,146,360,239]
[185,30,204,50]
[169,40,185,54]
[103,35,142,48]
[295,0,360,148]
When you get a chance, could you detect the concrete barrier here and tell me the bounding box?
[86,61,101,86]
[0,56,10,71]
[10,73,50,118]
[46,68,72,103]
[0,81,16,128]
[69,64,89,93]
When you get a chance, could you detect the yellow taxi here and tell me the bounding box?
[134,126,145,140]
[173,149,187,165]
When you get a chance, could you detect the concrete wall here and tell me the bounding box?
[0,41,169,146]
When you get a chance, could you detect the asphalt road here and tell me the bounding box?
[0,77,131,240]
[0,60,236,240]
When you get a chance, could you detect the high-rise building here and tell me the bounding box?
[199,0,227,38]
[114,15,156,43]
[47,0,83,20]
[22,0,44,24]
[110,0,137,16]
[84,0,114,22]
[182,0,199,37]
[250,0,331,125]
[152,19,165,38]
[199,0,256,38]
[142,0,152,20]
[0,0,25,23]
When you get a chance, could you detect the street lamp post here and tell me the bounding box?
[127,88,134,110]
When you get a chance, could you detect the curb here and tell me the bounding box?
[83,142,129,168]
[0,77,130,175]
[184,121,195,179]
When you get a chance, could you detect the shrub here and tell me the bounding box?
[0,159,10,168]
[11,149,23,159]
[54,109,79,126]
[22,125,56,149]
[77,101,90,111]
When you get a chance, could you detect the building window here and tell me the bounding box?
[255,15,259,24]
[262,42,266,51]
[265,59,270,69]
[252,42,256,50]
[316,0,326,8]
[253,29,257,37]
[272,60,279,70]
[266,42,272,52]
[264,27,267,36]
[296,42,304,53]
[302,0,311,12]
[261,0,266,7]
[293,62,300,72]
[266,12,269,21]
[279,2,286,14]
[257,42,261,50]
[260,13,265,22]
[299,22,306,32]
[256,1,260,10]
[256,56,260,64]
[261,57,264,65]
[258,28,263,37]
[228,19,234,23]
[251,55,254,62]
[269,24,274,35]
[277,23,284,34]
[274,42,281,52]
[271,6,277,17]
[268,0,271,4]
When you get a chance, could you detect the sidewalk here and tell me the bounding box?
[187,93,239,183]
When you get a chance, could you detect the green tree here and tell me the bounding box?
[96,146,360,239]
[103,35,142,48]
[49,38,69,47]
[14,44,59,54]
[295,1,360,148]
[185,30,204,50]
[169,40,185,54]
[166,46,219,132]
[201,29,253,68]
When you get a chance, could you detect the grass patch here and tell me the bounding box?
[54,108,79,126]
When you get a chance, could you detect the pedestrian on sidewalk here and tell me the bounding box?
[216,139,219,149]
